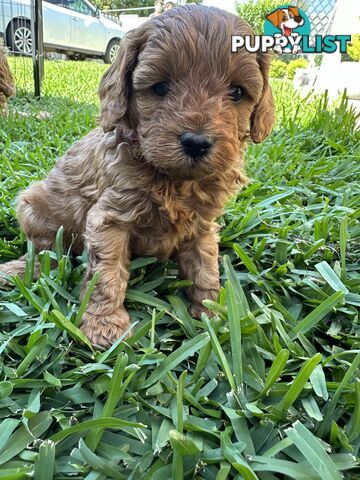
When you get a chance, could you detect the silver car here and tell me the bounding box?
[0,0,124,63]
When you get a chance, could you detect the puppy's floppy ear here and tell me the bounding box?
[289,6,301,17]
[250,52,275,144]
[99,23,151,132]
[266,9,281,28]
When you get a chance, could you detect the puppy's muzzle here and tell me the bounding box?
[179,132,213,160]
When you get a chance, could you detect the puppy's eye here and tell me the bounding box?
[152,82,170,97]
[229,86,244,102]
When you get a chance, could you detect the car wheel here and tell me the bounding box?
[104,39,120,64]
[9,20,32,55]
[68,54,86,61]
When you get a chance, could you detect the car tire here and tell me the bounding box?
[68,54,86,61]
[104,39,120,64]
[8,19,32,55]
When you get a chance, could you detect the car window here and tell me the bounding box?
[46,0,64,6]
[63,0,93,15]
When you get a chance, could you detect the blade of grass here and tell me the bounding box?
[55,226,64,260]
[172,370,187,480]
[223,255,248,317]
[49,417,145,443]
[142,332,210,388]
[339,217,347,281]
[277,353,322,412]
[348,379,360,442]
[0,413,52,466]
[24,240,35,288]
[286,421,342,480]
[86,353,128,451]
[288,292,344,340]
[318,352,360,436]
[233,244,259,275]
[74,271,100,327]
[315,261,349,294]
[15,334,48,377]
[226,280,243,389]
[51,310,93,350]
[202,314,236,391]
[258,349,289,399]
[34,440,55,480]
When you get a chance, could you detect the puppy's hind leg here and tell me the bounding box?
[0,254,41,285]
[0,182,59,284]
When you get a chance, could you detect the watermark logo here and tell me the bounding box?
[232,4,351,55]
[264,5,310,54]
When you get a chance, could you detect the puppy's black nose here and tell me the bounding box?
[180,132,213,159]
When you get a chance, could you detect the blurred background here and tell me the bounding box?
[0,0,359,104]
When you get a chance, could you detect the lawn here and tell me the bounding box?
[0,58,359,479]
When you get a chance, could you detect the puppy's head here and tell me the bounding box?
[99,5,275,179]
[266,7,304,31]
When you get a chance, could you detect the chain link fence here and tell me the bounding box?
[0,0,39,96]
[1,0,128,100]
[296,0,337,40]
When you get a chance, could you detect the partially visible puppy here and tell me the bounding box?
[0,46,15,117]
[0,5,275,347]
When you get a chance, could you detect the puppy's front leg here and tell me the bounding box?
[177,227,220,318]
[80,204,131,348]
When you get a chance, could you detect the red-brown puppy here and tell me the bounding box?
[0,5,275,347]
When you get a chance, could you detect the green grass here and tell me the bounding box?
[0,58,359,479]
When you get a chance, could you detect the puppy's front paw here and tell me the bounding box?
[80,307,131,348]
[188,286,219,319]
[190,303,212,319]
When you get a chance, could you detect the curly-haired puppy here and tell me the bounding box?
[0,46,15,117]
[0,5,275,347]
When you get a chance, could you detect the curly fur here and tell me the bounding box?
[0,5,275,347]
[0,47,15,117]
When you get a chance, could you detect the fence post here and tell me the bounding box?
[31,0,44,97]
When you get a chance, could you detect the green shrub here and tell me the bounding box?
[286,58,308,79]
[236,0,283,34]
[269,58,308,80]
[269,59,287,78]
[348,34,360,61]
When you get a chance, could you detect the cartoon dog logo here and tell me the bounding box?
[266,6,304,53]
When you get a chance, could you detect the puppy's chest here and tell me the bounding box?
[131,192,199,259]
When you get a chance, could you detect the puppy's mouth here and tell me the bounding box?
[184,150,223,179]
[139,132,217,180]
[154,152,214,180]
[155,157,210,180]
